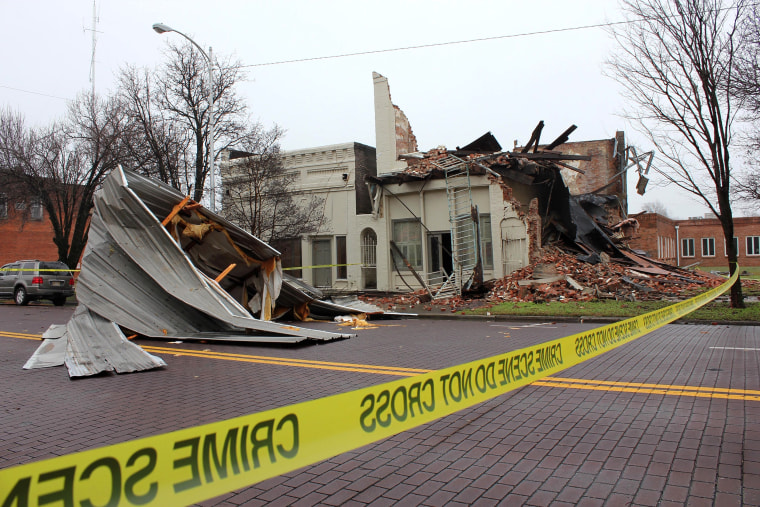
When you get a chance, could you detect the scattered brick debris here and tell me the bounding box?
[360,247,747,311]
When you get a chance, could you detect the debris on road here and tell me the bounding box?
[361,246,728,311]
[25,168,362,378]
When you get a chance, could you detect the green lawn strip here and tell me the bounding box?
[695,266,760,280]
[464,300,760,322]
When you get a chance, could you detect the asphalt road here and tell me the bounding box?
[1,303,758,506]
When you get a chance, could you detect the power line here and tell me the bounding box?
[3,9,728,99]
[243,2,756,68]
[0,85,69,101]
[242,19,630,68]
[1,18,622,100]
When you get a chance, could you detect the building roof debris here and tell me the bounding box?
[371,123,634,267]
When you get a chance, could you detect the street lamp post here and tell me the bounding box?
[152,22,217,212]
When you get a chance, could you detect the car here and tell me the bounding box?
[0,260,76,306]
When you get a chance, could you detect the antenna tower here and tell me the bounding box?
[85,0,100,97]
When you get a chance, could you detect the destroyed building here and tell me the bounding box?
[222,72,635,297]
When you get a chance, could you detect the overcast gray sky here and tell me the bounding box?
[1,0,715,219]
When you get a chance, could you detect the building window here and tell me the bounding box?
[701,237,715,257]
[336,236,347,279]
[747,236,760,256]
[311,238,332,287]
[658,235,674,259]
[271,238,302,278]
[681,238,695,258]
[479,214,493,270]
[392,219,423,270]
[30,198,43,221]
[361,229,377,268]
[725,237,739,257]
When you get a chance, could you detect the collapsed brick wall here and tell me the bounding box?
[558,138,623,198]
[526,198,542,263]
[489,174,542,267]
[393,105,418,157]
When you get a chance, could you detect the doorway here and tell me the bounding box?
[361,229,377,289]
[501,217,527,274]
[312,239,332,287]
[428,232,453,276]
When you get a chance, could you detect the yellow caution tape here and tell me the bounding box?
[2,269,79,273]
[0,271,738,507]
[282,263,363,271]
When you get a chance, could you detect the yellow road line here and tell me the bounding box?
[0,331,44,341]
[3,331,759,400]
[535,377,760,401]
[141,345,431,377]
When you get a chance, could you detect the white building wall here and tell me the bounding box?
[222,142,382,292]
[378,176,510,291]
[373,72,415,176]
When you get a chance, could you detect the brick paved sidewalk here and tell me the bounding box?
[1,310,758,506]
[197,323,760,506]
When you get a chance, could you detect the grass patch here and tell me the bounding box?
[464,299,760,321]
[695,266,760,280]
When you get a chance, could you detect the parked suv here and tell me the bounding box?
[0,260,75,306]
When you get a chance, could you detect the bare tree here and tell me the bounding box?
[0,109,29,208]
[118,65,193,193]
[221,126,327,243]
[734,171,760,200]
[732,3,760,200]
[0,93,127,268]
[641,200,670,216]
[608,0,747,307]
[155,41,250,204]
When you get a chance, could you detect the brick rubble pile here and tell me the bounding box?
[487,247,722,303]
[360,247,743,311]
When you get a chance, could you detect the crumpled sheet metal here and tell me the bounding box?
[64,306,168,377]
[26,167,353,377]
[24,307,167,376]
[275,274,386,320]
[22,325,69,370]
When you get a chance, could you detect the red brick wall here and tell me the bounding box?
[629,213,678,264]
[0,206,60,266]
[560,133,625,199]
[676,216,760,268]
[630,213,760,268]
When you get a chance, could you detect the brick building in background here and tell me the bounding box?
[630,212,760,269]
[0,194,60,266]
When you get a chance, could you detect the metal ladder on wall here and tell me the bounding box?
[432,155,479,297]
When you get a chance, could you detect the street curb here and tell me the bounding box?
[397,311,760,326]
